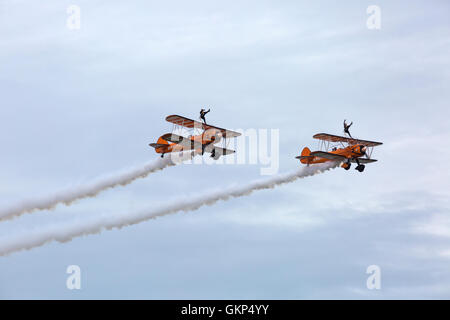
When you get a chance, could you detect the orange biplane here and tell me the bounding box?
[149,115,241,160]
[296,133,383,172]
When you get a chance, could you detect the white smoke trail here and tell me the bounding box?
[0,162,340,256]
[0,152,195,222]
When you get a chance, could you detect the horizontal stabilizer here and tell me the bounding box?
[149,143,168,148]
[295,155,314,160]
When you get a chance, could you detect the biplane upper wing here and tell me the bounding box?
[165,115,241,138]
[160,133,197,149]
[313,133,383,147]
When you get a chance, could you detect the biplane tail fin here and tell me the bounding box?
[157,136,170,145]
[301,147,311,157]
[295,147,313,164]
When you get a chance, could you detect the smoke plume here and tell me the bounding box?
[0,162,339,256]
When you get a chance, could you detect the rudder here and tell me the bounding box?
[157,136,169,145]
[299,147,311,164]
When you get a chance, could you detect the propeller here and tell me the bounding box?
[361,146,370,159]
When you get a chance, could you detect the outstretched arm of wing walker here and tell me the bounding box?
[343,119,353,129]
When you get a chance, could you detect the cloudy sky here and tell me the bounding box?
[0,0,449,299]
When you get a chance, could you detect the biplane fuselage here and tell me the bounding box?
[300,144,367,165]
[153,131,221,155]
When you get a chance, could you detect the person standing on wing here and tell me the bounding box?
[343,119,353,138]
[200,108,210,125]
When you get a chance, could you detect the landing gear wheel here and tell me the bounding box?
[355,164,365,172]
[161,153,164,158]
[342,162,351,170]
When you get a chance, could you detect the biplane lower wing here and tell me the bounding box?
[160,133,198,149]
[313,133,383,147]
[310,151,347,161]
[165,115,242,138]
[310,151,377,163]
[209,147,235,155]
[205,146,235,159]
[350,158,377,164]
